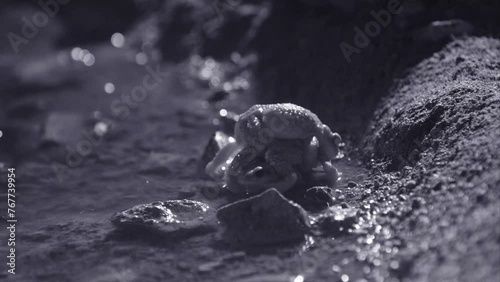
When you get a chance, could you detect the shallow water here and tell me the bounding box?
[2,39,383,282]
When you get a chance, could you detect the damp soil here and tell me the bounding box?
[0,3,499,282]
[0,43,369,281]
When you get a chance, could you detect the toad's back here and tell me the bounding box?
[236,103,322,143]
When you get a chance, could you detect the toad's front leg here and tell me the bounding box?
[262,148,298,193]
[302,136,338,186]
[224,146,291,194]
[321,160,339,187]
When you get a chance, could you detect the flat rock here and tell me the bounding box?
[111,200,215,238]
[217,188,310,245]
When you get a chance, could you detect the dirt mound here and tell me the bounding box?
[362,37,500,281]
[366,37,500,170]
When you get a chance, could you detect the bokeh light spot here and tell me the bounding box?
[135,53,148,65]
[83,53,95,66]
[94,122,109,137]
[71,47,82,60]
[293,275,304,282]
[104,82,115,94]
[111,32,126,48]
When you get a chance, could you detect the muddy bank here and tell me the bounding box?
[362,37,500,281]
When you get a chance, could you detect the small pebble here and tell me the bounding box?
[406,180,417,190]
[476,193,487,204]
[455,56,465,64]
[411,197,425,210]
[303,186,335,211]
[433,182,443,191]
[347,181,357,188]
[361,189,372,199]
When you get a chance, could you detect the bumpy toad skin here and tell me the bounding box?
[225,103,341,194]
[234,103,341,162]
[225,138,319,194]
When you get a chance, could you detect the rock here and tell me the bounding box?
[406,180,417,190]
[111,200,215,238]
[347,181,358,188]
[311,206,358,237]
[340,202,349,209]
[411,197,426,210]
[302,186,336,211]
[217,188,310,245]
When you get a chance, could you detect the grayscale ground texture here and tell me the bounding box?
[0,0,499,281]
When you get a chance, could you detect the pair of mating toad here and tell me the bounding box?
[206,103,341,195]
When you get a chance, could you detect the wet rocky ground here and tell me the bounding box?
[1,1,499,282]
